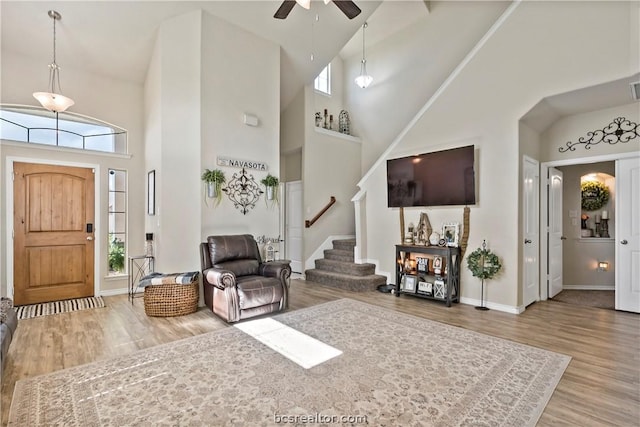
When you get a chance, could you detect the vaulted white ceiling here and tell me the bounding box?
[2,0,428,109]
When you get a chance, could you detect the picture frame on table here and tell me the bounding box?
[416,257,429,273]
[401,274,418,293]
[417,281,433,296]
[442,223,460,247]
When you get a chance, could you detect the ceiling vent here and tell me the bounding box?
[631,81,640,101]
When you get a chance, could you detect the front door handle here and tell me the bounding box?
[560,236,567,240]
[620,239,628,245]
[87,236,94,241]
[524,239,532,244]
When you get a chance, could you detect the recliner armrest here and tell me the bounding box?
[203,268,237,290]
[260,261,292,284]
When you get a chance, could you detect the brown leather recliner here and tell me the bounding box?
[200,235,291,323]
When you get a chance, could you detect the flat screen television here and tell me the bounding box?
[387,145,476,207]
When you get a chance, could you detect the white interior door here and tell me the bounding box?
[285,181,303,273]
[523,157,540,307]
[548,167,564,298]
[616,157,640,313]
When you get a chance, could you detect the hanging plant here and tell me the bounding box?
[260,174,279,204]
[581,181,609,211]
[467,245,502,280]
[201,169,226,207]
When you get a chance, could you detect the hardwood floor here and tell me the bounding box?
[2,280,638,426]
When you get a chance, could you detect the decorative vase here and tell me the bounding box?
[207,182,219,199]
[266,186,274,200]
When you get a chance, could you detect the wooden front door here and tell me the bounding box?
[13,162,95,305]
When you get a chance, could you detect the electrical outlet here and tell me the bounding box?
[569,210,578,218]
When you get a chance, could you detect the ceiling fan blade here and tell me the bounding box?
[332,1,361,20]
[274,1,296,19]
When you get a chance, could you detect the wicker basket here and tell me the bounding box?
[143,282,199,317]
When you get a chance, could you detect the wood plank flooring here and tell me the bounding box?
[1,279,638,426]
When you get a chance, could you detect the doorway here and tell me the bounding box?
[9,160,99,305]
[285,181,303,274]
[541,153,639,313]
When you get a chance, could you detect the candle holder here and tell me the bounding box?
[600,218,610,238]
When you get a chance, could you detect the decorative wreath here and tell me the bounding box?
[467,247,502,280]
[581,181,609,211]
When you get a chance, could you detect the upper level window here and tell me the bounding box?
[314,64,331,95]
[0,105,127,153]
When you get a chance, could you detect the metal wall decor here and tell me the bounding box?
[559,116,639,152]
[222,168,264,215]
[338,110,351,135]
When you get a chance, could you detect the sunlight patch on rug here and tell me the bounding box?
[15,296,105,320]
[235,318,342,369]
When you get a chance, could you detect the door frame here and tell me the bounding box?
[540,151,638,301]
[5,156,101,300]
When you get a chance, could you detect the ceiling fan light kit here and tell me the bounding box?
[33,10,75,113]
[355,22,373,89]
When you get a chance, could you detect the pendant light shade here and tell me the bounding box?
[33,10,74,112]
[355,22,373,89]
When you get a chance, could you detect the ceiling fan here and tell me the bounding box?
[274,0,362,20]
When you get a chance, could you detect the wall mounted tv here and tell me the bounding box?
[387,145,476,207]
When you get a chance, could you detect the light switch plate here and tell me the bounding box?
[569,210,578,218]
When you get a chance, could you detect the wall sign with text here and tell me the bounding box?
[217,157,268,171]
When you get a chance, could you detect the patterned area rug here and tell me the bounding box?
[9,299,570,426]
[15,296,105,320]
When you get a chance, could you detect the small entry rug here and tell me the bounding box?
[9,299,570,426]
[15,296,105,320]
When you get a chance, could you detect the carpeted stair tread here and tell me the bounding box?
[305,269,386,292]
[332,239,356,252]
[324,249,354,262]
[315,258,376,276]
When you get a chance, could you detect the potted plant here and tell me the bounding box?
[108,234,125,274]
[261,174,279,201]
[201,169,226,206]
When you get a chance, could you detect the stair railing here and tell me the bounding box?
[305,196,336,228]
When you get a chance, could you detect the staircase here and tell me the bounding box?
[305,239,387,291]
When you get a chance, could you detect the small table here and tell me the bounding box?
[128,255,154,303]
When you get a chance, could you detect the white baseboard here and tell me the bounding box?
[459,297,524,314]
[100,287,130,297]
[563,284,615,291]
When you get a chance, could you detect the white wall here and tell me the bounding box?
[343,1,510,174]
[541,103,640,162]
[1,51,145,295]
[144,10,282,269]
[200,12,281,243]
[355,1,638,311]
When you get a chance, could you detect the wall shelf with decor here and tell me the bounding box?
[395,244,461,307]
[314,126,361,144]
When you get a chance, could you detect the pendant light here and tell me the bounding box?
[33,10,75,113]
[354,22,373,89]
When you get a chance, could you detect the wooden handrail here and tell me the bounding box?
[305,196,336,228]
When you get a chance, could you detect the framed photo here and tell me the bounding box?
[418,281,433,296]
[416,257,429,273]
[433,256,443,275]
[401,274,418,292]
[442,223,460,247]
[147,170,156,216]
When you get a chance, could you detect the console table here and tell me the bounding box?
[128,255,154,303]
[395,244,460,307]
